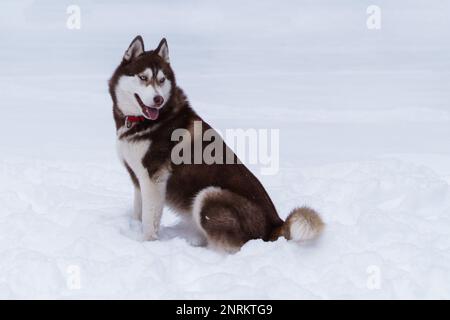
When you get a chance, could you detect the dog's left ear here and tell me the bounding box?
[155,38,169,63]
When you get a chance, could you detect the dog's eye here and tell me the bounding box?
[138,75,148,81]
[159,77,166,84]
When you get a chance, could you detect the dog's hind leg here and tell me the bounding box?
[192,187,269,253]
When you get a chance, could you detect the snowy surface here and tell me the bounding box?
[0,0,450,299]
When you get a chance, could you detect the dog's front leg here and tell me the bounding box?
[132,186,142,221]
[140,175,166,241]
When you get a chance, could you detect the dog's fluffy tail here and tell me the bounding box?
[273,206,324,241]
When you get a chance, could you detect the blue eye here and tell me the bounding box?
[159,77,166,84]
[138,75,148,81]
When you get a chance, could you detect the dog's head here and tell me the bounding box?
[109,36,175,121]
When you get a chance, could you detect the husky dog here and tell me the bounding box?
[109,36,324,252]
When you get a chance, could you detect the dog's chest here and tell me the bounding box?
[116,135,151,176]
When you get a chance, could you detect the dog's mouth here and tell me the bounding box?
[134,93,160,120]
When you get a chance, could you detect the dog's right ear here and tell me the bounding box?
[123,35,144,62]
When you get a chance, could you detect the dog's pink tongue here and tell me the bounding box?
[143,107,159,120]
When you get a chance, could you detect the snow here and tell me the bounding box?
[0,0,450,299]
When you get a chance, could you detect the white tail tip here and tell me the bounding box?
[284,206,324,241]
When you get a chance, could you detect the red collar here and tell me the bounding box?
[125,116,147,128]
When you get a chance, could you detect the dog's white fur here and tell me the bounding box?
[115,68,172,116]
[133,185,142,220]
[116,131,169,240]
[289,216,318,241]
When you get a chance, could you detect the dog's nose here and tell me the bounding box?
[153,95,164,106]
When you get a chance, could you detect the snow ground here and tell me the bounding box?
[0,0,449,299]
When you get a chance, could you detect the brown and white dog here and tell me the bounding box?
[109,36,324,252]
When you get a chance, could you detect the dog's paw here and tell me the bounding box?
[142,230,159,242]
[144,235,158,242]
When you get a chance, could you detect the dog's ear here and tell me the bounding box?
[155,38,169,63]
[123,35,144,62]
